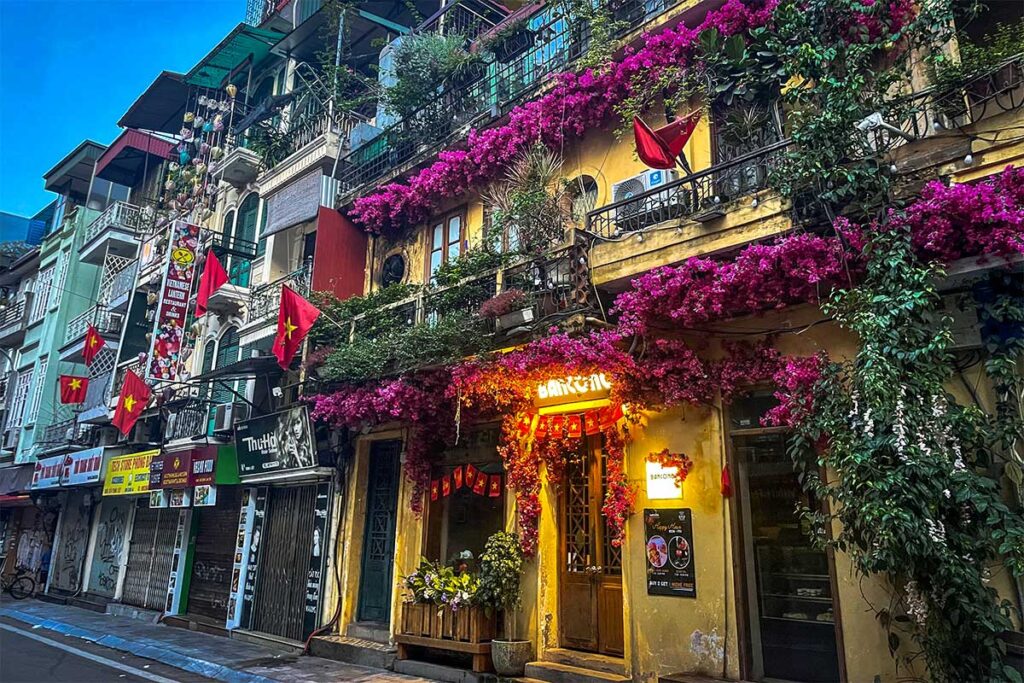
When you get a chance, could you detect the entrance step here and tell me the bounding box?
[65,594,109,614]
[394,658,496,683]
[541,649,626,676]
[36,592,69,606]
[309,634,397,670]
[162,614,231,640]
[230,628,304,656]
[347,620,391,644]
[525,661,630,683]
[107,602,162,623]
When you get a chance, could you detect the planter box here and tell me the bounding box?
[395,602,497,672]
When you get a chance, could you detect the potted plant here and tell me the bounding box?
[477,531,531,676]
[479,289,534,331]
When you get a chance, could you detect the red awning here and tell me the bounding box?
[95,129,174,186]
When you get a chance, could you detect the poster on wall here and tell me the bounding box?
[644,508,697,598]
[239,487,268,628]
[235,406,316,478]
[146,220,201,382]
[302,481,333,639]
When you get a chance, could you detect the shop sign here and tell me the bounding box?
[62,447,105,486]
[235,406,316,479]
[533,373,612,408]
[151,447,218,491]
[302,482,333,639]
[146,220,200,383]
[103,451,158,496]
[161,452,192,488]
[190,448,216,486]
[646,460,683,499]
[644,508,697,598]
[194,484,217,507]
[31,455,66,490]
[239,487,268,627]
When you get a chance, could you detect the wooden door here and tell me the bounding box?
[559,435,624,656]
[357,440,401,624]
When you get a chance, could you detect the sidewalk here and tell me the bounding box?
[0,599,432,683]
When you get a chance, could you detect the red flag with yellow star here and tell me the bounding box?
[271,285,320,370]
[59,375,89,404]
[83,324,106,365]
[112,370,151,436]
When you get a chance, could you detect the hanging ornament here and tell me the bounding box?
[198,95,208,107]
[193,115,205,129]
[210,145,224,159]
[202,121,213,134]
[207,161,219,174]
[212,115,224,132]
[430,480,440,501]
[488,475,501,498]
[225,83,238,99]
[183,111,195,123]
[721,466,732,497]
[169,161,180,172]
[200,142,210,155]
[453,466,464,490]
[179,149,191,165]
[164,180,175,191]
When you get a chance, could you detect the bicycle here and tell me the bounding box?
[1,568,36,600]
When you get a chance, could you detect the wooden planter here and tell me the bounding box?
[395,602,498,672]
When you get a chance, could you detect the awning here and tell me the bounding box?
[0,465,34,495]
[185,23,285,89]
[190,355,282,382]
[42,140,106,196]
[118,71,191,134]
[95,130,174,186]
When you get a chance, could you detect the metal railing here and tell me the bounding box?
[80,369,113,416]
[586,140,791,237]
[248,262,312,322]
[868,53,1024,154]
[39,419,91,448]
[337,0,681,201]
[0,296,30,336]
[82,201,147,246]
[65,305,122,346]
[109,262,138,305]
[166,398,210,441]
[109,358,146,406]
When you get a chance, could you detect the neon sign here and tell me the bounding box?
[534,373,612,406]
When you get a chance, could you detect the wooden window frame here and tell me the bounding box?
[425,207,467,281]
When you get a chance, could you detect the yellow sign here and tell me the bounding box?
[534,373,612,407]
[103,450,158,497]
[171,247,194,265]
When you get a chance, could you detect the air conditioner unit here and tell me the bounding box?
[165,412,179,439]
[212,402,249,433]
[611,168,681,232]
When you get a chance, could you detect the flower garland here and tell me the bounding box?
[647,448,695,489]
[601,425,636,548]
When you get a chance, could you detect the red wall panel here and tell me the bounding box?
[311,206,367,301]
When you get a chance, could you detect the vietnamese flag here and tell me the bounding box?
[112,370,151,436]
[195,250,229,316]
[488,475,501,498]
[585,410,601,436]
[464,464,478,488]
[566,414,582,439]
[431,480,440,501]
[59,375,89,404]
[442,474,452,497]
[472,472,487,496]
[83,324,106,366]
[272,285,321,370]
[453,466,464,490]
[633,111,700,170]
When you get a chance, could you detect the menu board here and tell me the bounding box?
[644,508,696,598]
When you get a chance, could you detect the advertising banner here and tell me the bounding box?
[62,447,105,486]
[146,220,201,382]
[103,451,159,496]
[302,481,333,639]
[235,406,316,479]
[644,508,697,598]
[31,455,65,490]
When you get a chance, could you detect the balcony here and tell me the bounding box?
[109,358,145,410]
[106,261,139,313]
[0,294,32,346]
[219,143,264,188]
[239,263,312,346]
[336,0,682,204]
[165,397,210,443]
[80,201,148,265]
[39,419,93,453]
[60,305,123,362]
[585,141,792,286]
[77,368,114,424]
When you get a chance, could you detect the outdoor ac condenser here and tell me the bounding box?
[610,168,681,232]
[212,402,249,433]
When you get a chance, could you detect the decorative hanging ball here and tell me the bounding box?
[179,150,191,165]
[183,111,195,123]
[147,291,158,305]
[193,115,205,129]
[164,180,175,191]
[169,161,180,172]
[203,207,214,220]
[198,95,208,107]
[200,142,210,155]
[219,100,230,112]
[202,121,213,134]
[210,144,224,159]
[194,162,206,175]
[225,83,238,99]
[207,161,218,174]
[212,115,224,132]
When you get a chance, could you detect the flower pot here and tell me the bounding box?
[491,639,532,677]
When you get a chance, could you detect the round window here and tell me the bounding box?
[380,253,406,287]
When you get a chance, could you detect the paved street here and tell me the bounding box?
[0,601,434,683]
[0,617,213,682]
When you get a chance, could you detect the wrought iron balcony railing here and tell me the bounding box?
[337,0,681,202]
[65,305,123,346]
[110,358,146,406]
[248,261,312,323]
[165,398,210,442]
[586,140,791,237]
[0,296,31,338]
[82,201,148,246]
[80,368,113,416]
[40,419,92,448]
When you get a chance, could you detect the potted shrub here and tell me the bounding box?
[479,289,533,331]
[477,531,531,676]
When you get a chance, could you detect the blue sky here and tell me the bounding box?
[0,0,241,217]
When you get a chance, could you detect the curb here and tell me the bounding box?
[0,606,276,683]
